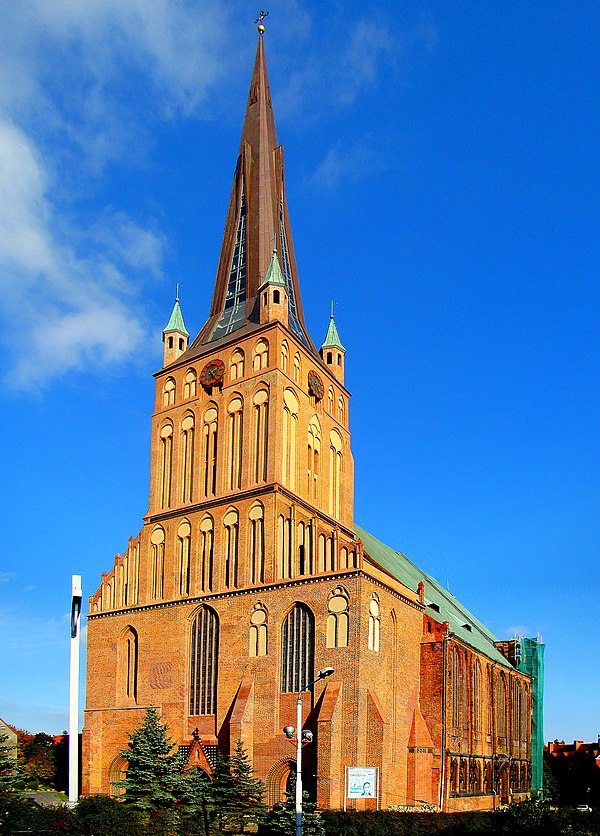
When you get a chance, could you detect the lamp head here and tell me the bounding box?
[301,730,313,742]
[283,726,295,739]
[318,666,334,679]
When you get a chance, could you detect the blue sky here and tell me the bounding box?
[0,1,598,745]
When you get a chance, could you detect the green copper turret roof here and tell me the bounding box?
[320,314,345,352]
[163,295,189,337]
[260,248,286,288]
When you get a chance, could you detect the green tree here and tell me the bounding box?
[117,707,187,815]
[180,766,213,836]
[0,733,20,789]
[264,771,324,836]
[20,732,57,789]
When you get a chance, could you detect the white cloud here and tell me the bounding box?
[311,135,390,189]
[0,0,232,390]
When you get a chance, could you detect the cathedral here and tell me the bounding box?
[83,30,544,812]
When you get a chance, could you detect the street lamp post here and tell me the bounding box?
[283,666,334,836]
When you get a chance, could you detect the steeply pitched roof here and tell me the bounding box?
[192,32,316,354]
[163,296,189,337]
[355,524,513,668]
[320,314,345,351]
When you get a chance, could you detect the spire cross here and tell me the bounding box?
[254,10,269,31]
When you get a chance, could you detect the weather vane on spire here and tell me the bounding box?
[255,10,269,33]
[330,300,337,318]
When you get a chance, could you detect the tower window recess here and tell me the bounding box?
[189,606,219,715]
[181,414,195,504]
[368,594,380,652]
[281,603,314,693]
[230,349,245,380]
[253,389,269,483]
[273,290,280,304]
[202,407,218,497]
[199,516,214,592]
[184,369,197,398]
[163,377,176,407]
[227,397,243,490]
[249,603,268,657]
[326,588,349,648]
[224,509,239,589]
[150,526,165,600]
[159,423,173,509]
[253,339,269,370]
[178,520,191,596]
[120,627,138,702]
[249,504,265,584]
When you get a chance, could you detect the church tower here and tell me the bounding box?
[83,26,537,815]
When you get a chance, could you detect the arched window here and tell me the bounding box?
[202,406,218,497]
[307,416,320,502]
[281,603,314,693]
[368,594,380,652]
[297,520,312,576]
[163,377,176,407]
[293,352,301,383]
[280,340,289,373]
[278,513,292,579]
[249,603,268,657]
[230,348,245,380]
[120,627,138,702]
[181,413,195,503]
[178,520,191,596]
[329,429,343,518]
[190,606,219,715]
[199,516,214,592]
[184,369,197,399]
[452,648,461,728]
[150,526,165,600]
[224,508,239,589]
[496,674,508,740]
[253,339,269,370]
[473,660,482,735]
[318,534,326,573]
[340,547,349,569]
[249,504,265,585]
[227,396,243,490]
[160,423,173,508]
[253,388,269,483]
[108,755,128,797]
[326,587,349,648]
[338,397,345,425]
[327,386,334,414]
[282,389,298,489]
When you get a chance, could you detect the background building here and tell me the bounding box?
[83,31,543,812]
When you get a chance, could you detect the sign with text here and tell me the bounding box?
[346,766,377,799]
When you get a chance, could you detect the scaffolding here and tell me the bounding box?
[517,636,545,796]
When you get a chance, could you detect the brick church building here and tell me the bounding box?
[83,30,543,812]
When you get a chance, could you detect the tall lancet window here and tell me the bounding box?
[293,352,301,383]
[368,593,380,652]
[230,348,245,380]
[280,603,314,693]
[249,503,265,585]
[224,508,239,589]
[307,416,321,502]
[278,514,293,579]
[253,388,269,483]
[297,520,312,576]
[227,396,243,490]
[150,526,165,600]
[199,516,214,592]
[159,424,173,508]
[249,603,268,657]
[120,627,138,703]
[282,389,298,490]
[329,429,343,518]
[178,520,191,596]
[181,413,195,503]
[202,406,218,497]
[189,606,219,716]
[281,340,289,373]
[212,187,247,340]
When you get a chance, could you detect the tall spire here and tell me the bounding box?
[193,30,315,351]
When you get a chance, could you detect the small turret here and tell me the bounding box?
[320,307,345,384]
[162,289,189,366]
[258,247,289,328]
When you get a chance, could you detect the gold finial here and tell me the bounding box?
[254,10,269,33]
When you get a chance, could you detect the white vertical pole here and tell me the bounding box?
[296,691,303,836]
[69,574,82,806]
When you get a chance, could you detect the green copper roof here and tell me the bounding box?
[320,314,345,351]
[163,296,189,337]
[355,524,514,668]
[260,248,286,288]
